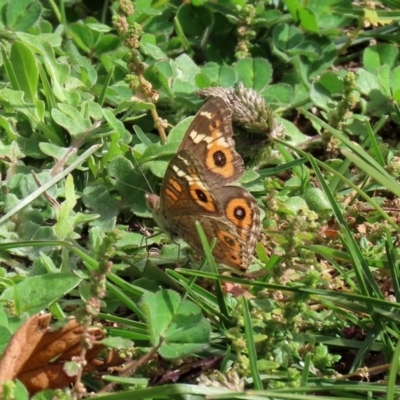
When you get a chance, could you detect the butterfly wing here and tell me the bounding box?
[176,216,250,270]
[145,98,260,270]
[212,186,261,268]
[146,149,224,237]
[146,149,259,269]
[179,97,244,188]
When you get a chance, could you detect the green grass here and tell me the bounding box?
[1,0,400,399]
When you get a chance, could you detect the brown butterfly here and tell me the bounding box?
[145,97,260,269]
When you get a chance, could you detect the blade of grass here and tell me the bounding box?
[106,328,150,342]
[195,221,230,324]
[98,312,148,333]
[308,155,382,299]
[297,333,384,352]
[349,331,379,372]
[342,147,400,197]
[385,228,400,302]
[309,155,395,356]
[275,138,400,233]
[301,109,400,198]
[276,144,309,191]
[167,269,232,327]
[300,353,311,387]
[0,143,101,226]
[106,282,146,321]
[178,270,400,316]
[242,296,262,390]
[98,65,113,106]
[306,244,389,269]
[386,334,400,400]
[107,272,149,298]
[258,157,308,179]
[366,119,385,167]
[173,17,194,57]
[305,247,359,291]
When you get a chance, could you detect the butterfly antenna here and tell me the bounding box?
[132,151,155,194]
[109,152,155,194]
[108,173,149,194]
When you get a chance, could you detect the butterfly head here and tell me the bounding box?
[145,192,163,229]
[145,192,159,212]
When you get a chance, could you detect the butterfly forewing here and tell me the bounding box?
[179,97,244,188]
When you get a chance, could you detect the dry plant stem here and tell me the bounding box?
[337,363,391,380]
[31,170,60,209]
[362,207,400,213]
[72,262,111,396]
[343,177,372,207]
[101,344,161,393]
[336,19,364,57]
[308,304,326,311]
[71,325,89,400]
[135,74,166,141]
[51,120,102,176]
[151,107,167,143]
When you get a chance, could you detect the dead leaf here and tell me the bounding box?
[18,364,75,394]
[357,224,367,234]
[0,313,113,395]
[0,313,52,381]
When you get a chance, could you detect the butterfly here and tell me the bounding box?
[145,97,260,269]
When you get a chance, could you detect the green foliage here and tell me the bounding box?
[140,289,210,358]
[0,0,400,398]
[0,273,82,315]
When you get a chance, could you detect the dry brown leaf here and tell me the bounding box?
[0,313,111,395]
[0,313,52,381]
[18,364,75,394]
[357,224,367,234]
[19,320,84,373]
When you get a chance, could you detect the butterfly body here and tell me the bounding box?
[146,97,260,270]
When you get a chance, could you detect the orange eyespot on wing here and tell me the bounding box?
[216,230,241,252]
[179,98,243,187]
[205,145,236,180]
[214,227,248,269]
[224,198,255,239]
[189,184,216,213]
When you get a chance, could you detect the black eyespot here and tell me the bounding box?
[213,150,226,167]
[223,235,235,246]
[234,206,246,220]
[195,189,208,203]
